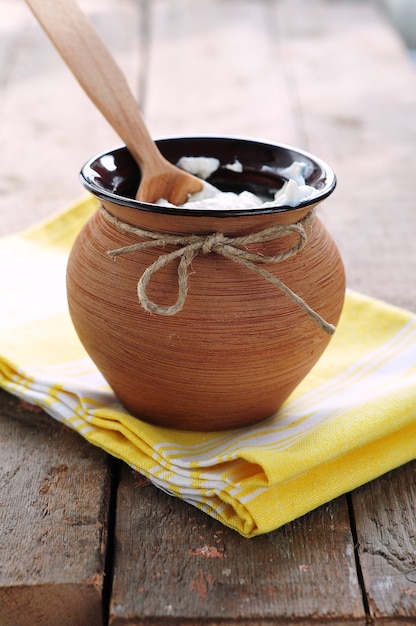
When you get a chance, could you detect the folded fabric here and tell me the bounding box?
[1,195,415,537]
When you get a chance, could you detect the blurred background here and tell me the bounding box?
[377,0,416,52]
[0,0,415,308]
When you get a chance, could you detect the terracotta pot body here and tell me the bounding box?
[67,137,345,431]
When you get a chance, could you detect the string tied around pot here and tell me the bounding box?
[100,205,336,335]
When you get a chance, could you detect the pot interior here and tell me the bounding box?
[80,136,336,217]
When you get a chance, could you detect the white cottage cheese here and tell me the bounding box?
[156,156,316,209]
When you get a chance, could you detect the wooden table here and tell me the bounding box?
[1,1,415,624]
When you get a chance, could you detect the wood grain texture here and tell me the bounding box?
[275,0,416,313]
[0,0,142,235]
[24,0,203,205]
[109,465,364,625]
[352,462,416,624]
[144,0,301,145]
[0,391,111,626]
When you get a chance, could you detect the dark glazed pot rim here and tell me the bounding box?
[80,135,337,218]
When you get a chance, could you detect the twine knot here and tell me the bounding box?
[100,206,336,335]
[201,232,226,254]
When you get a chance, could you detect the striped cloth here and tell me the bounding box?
[1,196,415,537]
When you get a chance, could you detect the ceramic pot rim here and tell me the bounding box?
[79,135,337,218]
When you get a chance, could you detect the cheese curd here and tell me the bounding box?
[156,156,315,209]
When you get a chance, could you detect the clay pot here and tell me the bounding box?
[67,136,345,431]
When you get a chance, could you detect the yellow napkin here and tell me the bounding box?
[1,196,415,537]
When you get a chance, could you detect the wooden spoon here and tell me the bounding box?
[24,0,203,205]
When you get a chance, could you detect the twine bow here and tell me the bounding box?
[100,206,335,335]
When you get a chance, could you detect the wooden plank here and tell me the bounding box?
[110,0,416,622]
[144,0,301,145]
[276,0,416,312]
[0,3,141,624]
[109,465,364,625]
[1,0,415,623]
[0,390,111,626]
[351,462,416,624]
[107,0,373,622]
[0,0,142,236]
[276,0,416,619]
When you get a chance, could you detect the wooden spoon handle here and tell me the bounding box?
[25,0,163,172]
